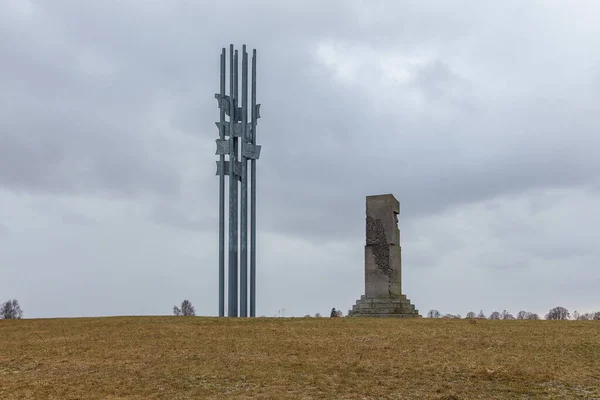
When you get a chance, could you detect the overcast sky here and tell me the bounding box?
[1,0,599,319]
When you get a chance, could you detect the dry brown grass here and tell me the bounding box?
[1,317,599,399]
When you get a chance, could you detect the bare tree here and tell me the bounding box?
[572,311,580,321]
[546,306,570,320]
[476,310,486,319]
[466,311,476,319]
[427,309,441,318]
[545,306,567,320]
[516,310,528,320]
[577,311,600,320]
[489,311,501,320]
[314,313,322,318]
[173,300,195,316]
[526,312,540,320]
[181,300,195,316]
[0,299,23,319]
[445,314,461,319]
[501,310,515,320]
[577,313,589,320]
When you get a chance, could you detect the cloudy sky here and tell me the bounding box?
[1,0,599,319]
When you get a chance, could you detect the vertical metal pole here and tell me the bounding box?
[240,46,249,317]
[218,48,226,317]
[228,44,236,317]
[232,48,239,317]
[250,49,257,317]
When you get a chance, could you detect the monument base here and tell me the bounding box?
[348,295,421,318]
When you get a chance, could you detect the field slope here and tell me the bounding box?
[1,317,599,399]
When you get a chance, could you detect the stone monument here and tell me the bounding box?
[349,194,420,317]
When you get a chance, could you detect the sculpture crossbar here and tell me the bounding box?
[215,45,262,317]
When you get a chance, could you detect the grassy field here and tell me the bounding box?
[1,317,599,399]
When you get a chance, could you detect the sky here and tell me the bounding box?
[1,0,599,319]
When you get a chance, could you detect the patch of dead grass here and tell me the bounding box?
[0,317,599,399]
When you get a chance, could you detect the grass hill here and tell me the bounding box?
[1,316,599,399]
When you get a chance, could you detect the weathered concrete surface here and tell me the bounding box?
[349,194,420,318]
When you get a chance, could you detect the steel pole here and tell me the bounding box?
[233,49,240,317]
[218,48,226,317]
[250,49,257,317]
[240,46,249,317]
[227,44,237,317]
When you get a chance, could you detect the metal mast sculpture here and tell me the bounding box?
[215,45,261,317]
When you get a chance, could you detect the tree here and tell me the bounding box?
[489,311,501,320]
[427,309,441,318]
[0,300,22,319]
[466,311,476,319]
[577,313,590,320]
[181,300,195,316]
[516,310,528,320]
[578,312,600,320]
[314,313,322,318]
[476,310,486,319]
[546,306,569,320]
[572,311,580,321]
[526,312,540,320]
[441,314,461,319]
[336,310,344,317]
[501,310,515,320]
[173,300,195,316]
[0,299,23,319]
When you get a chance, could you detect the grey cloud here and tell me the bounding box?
[5,0,597,231]
[29,200,98,227]
[410,59,467,104]
[151,202,215,232]
[0,106,181,197]
[58,211,97,227]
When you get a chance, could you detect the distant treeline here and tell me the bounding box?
[5,299,599,321]
[427,306,600,320]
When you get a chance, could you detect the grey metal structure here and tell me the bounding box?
[215,44,261,317]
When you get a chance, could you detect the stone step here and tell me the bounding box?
[357,295,407,304]
[350,304,419,313]
[353,307,417,314]
[355,299,415,307]
[355,299,411,307]
[349,313,420,318]
[352,302,416,312]
[350,294,420,317]
[355,302,413,310]
[372,296,407,303]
